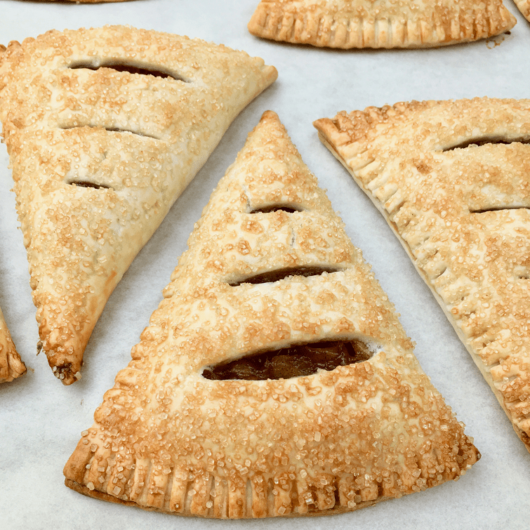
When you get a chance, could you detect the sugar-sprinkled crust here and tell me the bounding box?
[514,0,530,22]
[315,98,530,451]
[0,306,26,383]
[248,0,516,49]
[0,25,277,385]
[64,111,479,518]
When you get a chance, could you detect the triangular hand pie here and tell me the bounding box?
[248,0,516,48]
[0,306,26,383]
[64,111,479,518]
[0,26,277,385]
[514,0,530,21]
[315,98,530,451]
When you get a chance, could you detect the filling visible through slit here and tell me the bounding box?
[69,62,187,82]
[59,125,160,140]
[470,206,529,214]
[202,340,373,381]
[443,137,530,151]
[68,181,111,190]
[250,205,302,214]
[229,266,339,286]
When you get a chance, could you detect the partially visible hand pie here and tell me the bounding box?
[0,306,26,383]
[315,98,530,451]
[514,0,530,22]
[248,0,516,48]
[0,25,277,385]
[64,111,479,518]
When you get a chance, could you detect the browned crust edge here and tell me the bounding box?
[64,478,386,518]
[248,2,517,49]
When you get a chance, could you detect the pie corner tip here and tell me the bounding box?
[312,117,337,139]
[247,5,268,38]
[263,64,279,85]
[251,109,287,138]
[45,350,83,386]
[259,109,280,123]
[51,363,82,386]
[0,320,27,384]
[1,356,27,384]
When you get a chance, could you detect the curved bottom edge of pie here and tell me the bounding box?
[64,478,386,518]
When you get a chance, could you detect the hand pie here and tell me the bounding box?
[0,306,26,383]
[64,111,479,518]
[315,98,530,451]
[0,26,277,385]
[514,0,530,21]
[248,0,516,48]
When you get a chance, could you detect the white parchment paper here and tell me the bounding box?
[0,1,529,528]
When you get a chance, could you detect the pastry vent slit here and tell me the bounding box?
[68,61,189,82]
[67,180,112,191]
[470,206,529,214]
[59,125,161,140]
[442,136,530,151]
[229,267,340,287]
[249,205,303,214]
[202,339,375,381]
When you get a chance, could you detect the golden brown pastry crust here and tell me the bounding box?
[514,0,530,22]
[315,98,530,451]
[0,25,277,385]
[0,306,26,383]
[248,0,516,49]
[64,111,479,519]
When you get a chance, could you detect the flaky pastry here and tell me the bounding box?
[0,306,26,384]
[64,111,479,518]
[248,0,516,49]
[514,0,530,22]
[0,25,277,385]
[315,98,530,451]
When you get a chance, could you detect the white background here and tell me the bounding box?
[0,1,529,528]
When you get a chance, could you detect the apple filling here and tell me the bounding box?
[230,266,339,286]
[202,339,373,380]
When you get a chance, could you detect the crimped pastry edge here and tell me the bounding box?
[248,1,517,49]
[64,477,387,519]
